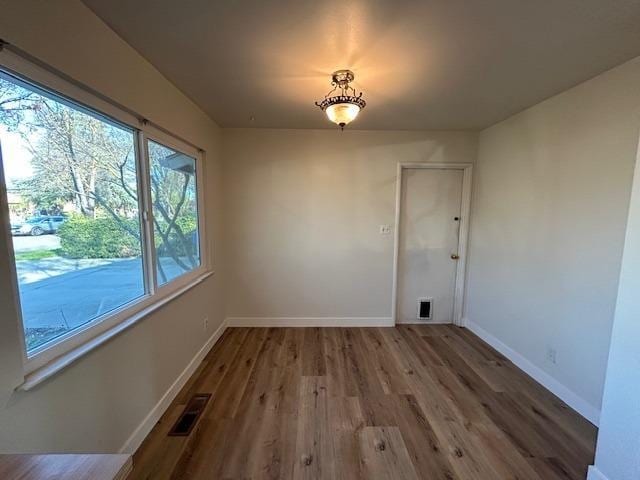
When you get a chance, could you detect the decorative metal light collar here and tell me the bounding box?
[315,70,366,130]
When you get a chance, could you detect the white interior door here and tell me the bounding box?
[396,168,464,324]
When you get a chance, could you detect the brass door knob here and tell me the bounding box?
[451,254,460,260]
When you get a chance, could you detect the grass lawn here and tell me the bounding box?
[14,249,62,261]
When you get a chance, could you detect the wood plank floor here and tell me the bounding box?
[0,454,131,480]
[129,325,597,480]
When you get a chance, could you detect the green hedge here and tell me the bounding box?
[155,216,198,257]
[58,215,141,259]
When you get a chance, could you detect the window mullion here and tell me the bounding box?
[137,130,158,294]
[195,150,209,271]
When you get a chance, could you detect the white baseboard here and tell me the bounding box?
[226,317,394,327]
[587,465,609,480]
[396,320,453,325]
[465,319,600,426]
[119,319,228,454]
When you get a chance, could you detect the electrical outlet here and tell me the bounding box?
[379,224,391,235]
[203,317,209,331]
[546,347,557,365]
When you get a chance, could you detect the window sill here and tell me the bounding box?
[16,270,215,391]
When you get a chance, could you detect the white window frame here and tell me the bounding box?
[0,49,211,386]
[142,127,209,295]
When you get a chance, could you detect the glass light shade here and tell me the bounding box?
[325,102,360,126]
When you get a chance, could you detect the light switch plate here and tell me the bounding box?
[379,224,391,234]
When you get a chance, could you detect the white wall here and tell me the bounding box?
[465,57,640,422]
[222,129,477,322]
[0,0,224,453]
[588,131,640,480]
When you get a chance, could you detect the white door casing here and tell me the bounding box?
[392,163,472,326]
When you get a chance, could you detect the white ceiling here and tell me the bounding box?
[82,0,640,130]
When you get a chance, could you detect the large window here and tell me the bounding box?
[0,66,205,361]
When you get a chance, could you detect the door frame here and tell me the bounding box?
[391,163,473,326]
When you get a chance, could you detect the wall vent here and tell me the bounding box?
[417,298,433,320]
[168,393,211,437]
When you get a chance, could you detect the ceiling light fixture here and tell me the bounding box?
[315,70,366,130]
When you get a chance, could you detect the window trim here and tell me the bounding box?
[0,48,212,383]
[19,270,215,391]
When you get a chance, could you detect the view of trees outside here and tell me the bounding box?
[148,140,200,285]
[0,73,200,352]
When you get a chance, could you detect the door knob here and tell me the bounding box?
[451,254,460,260]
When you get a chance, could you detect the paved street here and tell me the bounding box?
[15,256,188,331]
[16,258,146,330]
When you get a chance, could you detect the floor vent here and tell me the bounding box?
[418,298,433,320]
[168,393,211,437]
